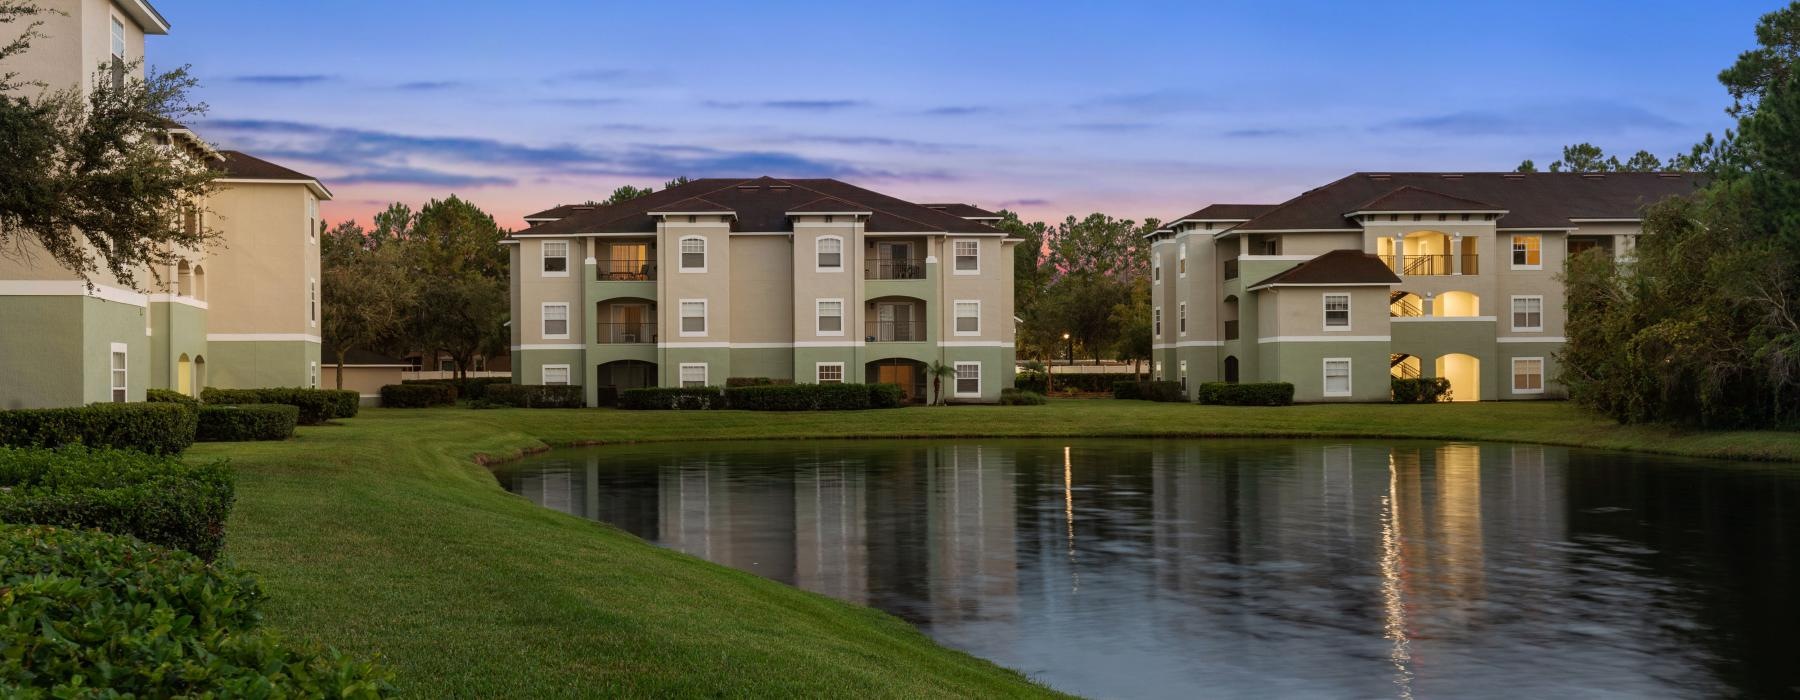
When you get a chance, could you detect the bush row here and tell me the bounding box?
[145,388,199,407]
[485,383,585,408]
[197,404,299,442]
[0,446,234,560]
[721,383,904,411]
[618,387,729,410]
[1015,371,1141,394]
[379,383,457,408]
[1197,382,1295,406]
[998,388,1047,405]
[400,376,512,401]
[0,403,196,455]
[1392,377,1453,403]
[724,377,795,388]
[1,524,393,696]
[1113,380,1187,402]
[199,387,356,425]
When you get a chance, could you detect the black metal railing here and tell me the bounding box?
[1224,320,1239,340]
[596,322,656,344]
[1223,259,1239,280]
[1404,254,1451,275]
[865,257,927,280]
[1390,298,1423,317]
[865,321,927,342]
[597,259,655,281]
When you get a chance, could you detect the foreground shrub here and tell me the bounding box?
[722,383,903,411]
[1391,377,1453,404]
[0,403,196,455]
[0,525,393,697]
[866,383,905,409]
[1013,370,1047,394]
[998,388,1047,405]
[323,389,360,419]
[1113,380,1185,402]
[197,405,299,442]
[401,377,512,401]
[1197,382,1295,406]
[378,383,456,408]
[724,377,794,388]
[145,388,199,408]
[0,447,234,560]
[200,387,349,425]
[619,387,725,410]
[486,384,585,408]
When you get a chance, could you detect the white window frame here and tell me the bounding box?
[815,235,844,273]
[679,362,709,388]
[109,342,128,403]
[953,361,982,397]
[1178,359,1188,391]
[307,197,319,244]
[1153,306,1161,337]
[1510,295,1544,332]
[816,362,845,384]
[309,361,319,389]
[1323,357,1353,397]
[678,298,708,337]
[1323,293,1351,331]
[952,239,980,275]
[1153,258,1161,283]
[309,278,318,327]
[110,16,126,59]
[1178,243,1187,278]
[953,299,981,336]
[815,298,845,336]
[678,236,707,273]
[1512,357,1546,394]
[542,364,572,386]
[541,302,570,340]
[540,239,571,277]
[1511,234,1543,270]
[1177,302,1187,336]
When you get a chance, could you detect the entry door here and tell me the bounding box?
[878,364,918,401]
[876,241,913,278]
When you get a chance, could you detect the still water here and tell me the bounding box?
[492,440,1800,698]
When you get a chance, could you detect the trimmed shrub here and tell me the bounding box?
[197,405,298,442]
[1392,376,1453,403]
[725,377,794,388]
[378,383,456,408]
[0,403,196,455]
[1197,382,1295,406]
[619,387,726,410]
[323,389,360,419]
[0,447,234,560]
[999,388,1048,405]
[595,386,620,408]
[867,383,905,409]
[145,388,199,408]
[723,383,898,411]
[200,387,346,425]
[1023,372,1141,394]
[1014,370,1048,394]
[402,376,512,401]
[486,384,585,408]
[0,525,394,696]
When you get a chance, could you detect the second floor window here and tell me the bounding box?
[817,299,843,334]
[1512,296,1543,331]
[542,303,569,338]
[111,17,126,59]
[1178,303,1187,335]
[955,301,980,334]
[680,300,707,335]
[1153,259,1161,283]
[954,240,979,273]
[1324,294,1350,329]
[1512,235,1542,269]
[817,237,842,270]
[309,280,317,326]
[542,241,569,275]
[1153,307,1161,337]
[680,237,706,271]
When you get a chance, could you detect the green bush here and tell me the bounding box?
[595,386,619,407]
[1020,372,1137,394]
[722,383,902,411]
[1391,377,1453,403]
[0,403,197,455]
[998,388,1048,405]
[197,405,298,442]
[866,383,905,409]
[724,377,794,388]
[618,387,725,410]
[145,388,199,408]
[0,447,234,560]
[1014,370,1047,394]
[1197,382,1295,406]
[200,387,349,425]
[401,377,512,401]
[1111,380,1186,401]
[323,389,360,419]
[486,384,585,408]
[378,383,457,408]
[0,525,393,697]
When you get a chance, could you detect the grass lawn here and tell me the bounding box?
[192,401,1800,698]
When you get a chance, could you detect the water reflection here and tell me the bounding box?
[495,439,1800,699]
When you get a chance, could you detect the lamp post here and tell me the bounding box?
[1063,332,1073,366]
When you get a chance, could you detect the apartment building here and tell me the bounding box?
[0,0,330,408]
[506,177,1019,405]
[1149,172,1698,402]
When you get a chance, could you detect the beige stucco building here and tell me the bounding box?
[508,178,1019,405]
[1149,172,1699,402]
[0,0,330,408]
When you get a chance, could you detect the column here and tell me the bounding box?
[1392,233,1406,274]
[1422,292,1436,318]
[582,239,600,406]
[1451,234,1464,275]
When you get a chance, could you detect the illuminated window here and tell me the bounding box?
[1511,235,1542,269]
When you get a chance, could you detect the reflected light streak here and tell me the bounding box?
[1381,453,1415,700]
[1064,445,1078,592]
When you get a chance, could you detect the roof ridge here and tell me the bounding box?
[1228,171,1363,232]
[783,180,949,232]
[1353,185,1503,212]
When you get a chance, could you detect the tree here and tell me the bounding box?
[1042,213,1150,364]
[1,2,51,91]
[1515,159,1538,173]
[604,185,654,205]
[1110,273,1153,376]
[322,226,414,389]
[372,196,511,379]
[927,360,957,406]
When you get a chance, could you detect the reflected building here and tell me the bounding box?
[794,457,869,604]
[926,445,1019,624]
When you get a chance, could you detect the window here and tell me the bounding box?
[307,198,318,243]
[817,362,844,384]
[679,236,707,272]
[1511,296,1543,331]
[816,236,842,271]
[1324,294,1351,330]
[680,363,708,388]
[110,16,125,59]
[542,240,569,275]
[1511,235,1542,269]
[541,303,569,339]
[953,239,979,274]
[309,279,317,326]
[1323,358,1352,397]
[1153,258,1161,283]
[1178,244,1187,277]
[439,360,455,372]
[1153,306,1162,337]
[109,343,128,403]
[1178,303,1187,336]
[543,364,571,386]
[954,300,980,335]
[816,299,843,335]
[954,362,981,397]
[309,361,319,389]
[679,299,707,336]
[1178,360,1188,391]
[1513,357,1545,394]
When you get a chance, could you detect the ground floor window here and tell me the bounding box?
[954,362,980,397]
[680,363,709,388]
[110,343,128,403]
[543,364,571,386]
[1323,358,1352,397]
[817,362,844,383]
[309,361,318,389]
[1178,360,1188,391]
[1512,357,1545,394]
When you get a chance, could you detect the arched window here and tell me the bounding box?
[816,236,843,271]
[191,265,206,302]
[679,236,707,272]
[176,261,192,297]
[1224,356,1240,384]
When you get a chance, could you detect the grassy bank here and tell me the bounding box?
[195,401,1800,697]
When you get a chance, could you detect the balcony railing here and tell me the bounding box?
[1378,254,1479,276]
[597,259,655,281]
[596,322,657,344]
[865,257,927,280]
[865,320,926,342]
[1223,259,1239,280]
[1224,320,1239,340]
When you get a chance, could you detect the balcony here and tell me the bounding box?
[1223,258,1239,280]
[1378,253,1481,276]
[865,320,927,343]
[1224,320,1239,341]
[596,258,655,281]
[596,322,657,344]
[865,256,926,280]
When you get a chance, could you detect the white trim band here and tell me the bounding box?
[0,281,148,307]
[1259,335,1391,343]
[1497,336,1566,343]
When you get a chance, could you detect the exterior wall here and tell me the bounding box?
[512,347,586,387]
[147,300,207,394]
[0,0,150,101]
[326,365,405,405]
[205,340,318,389]
[205,181,321,388]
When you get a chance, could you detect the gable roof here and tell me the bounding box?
[1247,250,1402,290]
[211,151,332,199]
[513,177,1005,237]
[923,203,1002,220]
[1232,172,1700,232]
[1351,186,1504,213]
[524,203,600,221]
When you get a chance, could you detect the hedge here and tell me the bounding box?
[1391,376,1453,404]
[1112,380,1186,402]
[0,525,393,697]
[378,383,456,408]
[1021,371,1142,394]
[722,383,902,411]
[0,403,196,455]
[619,387,726,410]
[1197,382,1295,406]
[197,405,299,442]
[998,388,1047,405]
[323,389,360,419]
[401,376,512,401]
[200,387,354,425]
[145,388,199,408]
[486,384,585,408]
[1014,370,1047,394]
[0,447,234,560]
[725,377,794,388]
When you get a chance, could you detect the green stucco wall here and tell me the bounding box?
[1260,340,1390,402]
[148,302,208,393]
[206,340,319,389]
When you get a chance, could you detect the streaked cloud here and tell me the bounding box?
[1078,90,1210,114]
[334,167,516,188]
[395,80,465,91]
[921,106,990,116]
[705,99,867,111]
[1375,100,1685,136]
[228,74,336,86]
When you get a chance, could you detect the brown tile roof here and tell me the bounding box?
[1352,186,1503,213]
[787,196,871,214]
[923,203,1002,219]
[212,151,318,182]
[525,204,599,221]
[1247,250,1402,289]
[1169,203,1277,223]
[1233,172,1701,232]
[649,197,735,214]
[514,177,1005,236]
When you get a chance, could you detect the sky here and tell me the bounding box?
[145,0,1778,229]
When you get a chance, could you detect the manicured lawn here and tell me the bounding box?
[193,401,1800,698]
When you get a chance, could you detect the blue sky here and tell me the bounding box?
[147,0,1776,227]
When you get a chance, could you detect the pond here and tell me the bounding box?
[491,439,1800,698]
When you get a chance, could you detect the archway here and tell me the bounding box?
[596,360,656,390]
[191,265,206,302]
[866,358,927,403]
[1437,290,1479,317]
[1390,354,1420,379]
[1224,355,1240,384]
[192,355,206,395]
[176,353,192,396]
[866,296,927,342]
[1434,353,1481,401]
[1400,231,1453,275]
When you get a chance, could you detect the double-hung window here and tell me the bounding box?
[1323,358,1352,397]
[110,17,126,59]
[109,343,128,403]
[953,239,979,274]
[1178,302,1187,335]
[1511,235,1542,269]
[817,236,842,271]
[309,279,318,326]
[1324,294,1351,330]
[679,236,707,272]
[816,299,844,335]
[954,300,980,335]
[309,361,319,388]
[817,363,844,384]
[1178,360,1188,391]
[680,363,709,388]
[1511,296,1543,332]
[679,300,707,336]
[954,362,981,397]
[1513,357,1545,394]
[542,240,569,275]
[541,303,569,339]
[543,364,571,386]
[1153,306,1162,337]
[1178,244,1187,276]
